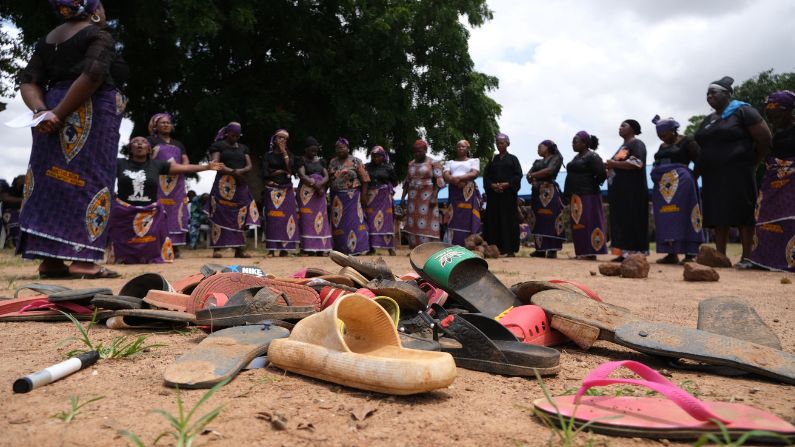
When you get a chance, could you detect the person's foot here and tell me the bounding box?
[529,251,546,258]
[68,262,120,278]
[656,253,679,264]
[388,248,396,257]
[279,250,288,257]
[734,258,757,270]
[235,248,251,258]
[576,255,597,261]
[680,255,696,265]
[38,258,69,277]
[610,256,625,263]
[173,246,181,259]
[212,249,223,259]
[507,252,515,258]
[546,251,558,259]
[366,248,376,255]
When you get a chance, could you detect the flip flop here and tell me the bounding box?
[269,294,457,395]
[0,299,108,322]
[531,290,795,384]
[90,294,143,310]
[73,267,120,279]
[338,267,369,287]
[329,250,395,280]
[194,287,316,328]
[14,283,70,298]
[420,304,560,377]
[106,309,194,329]
[410,242,521,318]
[119,273,173,298]
[48,288,112,305]
[172,273,206,295]
[364,278,427,312]
[187,272,272,314]
[533,360,795,442]
[671,297,783,376]
[143,290,192,312]
[163,323,290,389]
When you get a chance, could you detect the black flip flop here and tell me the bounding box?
[14,283,71,298]
[195,287,315,328]
[48,288,113,305]
[420,304,560,377]
[90,294,143,310]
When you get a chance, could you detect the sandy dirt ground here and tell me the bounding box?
[0,244,793,447]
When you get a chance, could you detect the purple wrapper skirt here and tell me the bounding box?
[154,144,188,245]
[330,188,369,255]
[749,156,795,271]
[108,198,173,264]
[570,193,608,256]
[206,174,260,248]
[650,164,704,256]
[263,184,300,251]
[297,175,332,252]
[529,182,565,252]
[446,181,481,246]
[365,184,396,249]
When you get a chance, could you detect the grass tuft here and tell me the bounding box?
[60,310,165,359]
[52,395,105,423]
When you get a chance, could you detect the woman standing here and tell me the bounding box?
[148,112,189,258]
[694,76,772,268]
[262,129,299,257]
[328,138,370,254]
[17,0,127,278]
[401,140,445,248]
[564,131,608,260]
[365,146,398,255]
[206,122,259,258]
[110,137,221,264]
[483,133,523,256]
[649,115,703,264]
[526,140,564,258]
[443,140,481,246]
[606,119,649,261]
[748,91,795,271]
[296,137,332,256]
[0,175,25,248]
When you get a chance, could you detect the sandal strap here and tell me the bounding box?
[548,280,602,302]
[19,299,92,315]
[426,304,508,363]
[575,360,729,423]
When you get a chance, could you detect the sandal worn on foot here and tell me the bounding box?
[74,267,120,279]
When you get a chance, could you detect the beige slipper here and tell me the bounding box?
[338,267,369,287]
[269,293,456,395]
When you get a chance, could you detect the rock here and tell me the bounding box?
[589,270,597,276]
[683,263,720,282]
[464,234,484,250]
[620,254,650,278]
[598,263,621,276]
[696,246,732,268]
[782,277,792,285]
[483,244,501,259]
[471,246,485,258]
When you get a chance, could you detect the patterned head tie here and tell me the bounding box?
[370,145,389,163]
[651,115,680,133]
[147,113,172,135]
[766,90,795,111]
[49,0,100,20]
[335,137,350,147]
[269,129,289,151]
[214,122,242,141]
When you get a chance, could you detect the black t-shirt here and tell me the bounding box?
[772,125,795,159]
[695,106,764,169]
[365,162,397,187]
[529,154,563,181]
[19,25,128,87]
[209,141,249,169]
[297,157,327,176]
[116,158,171,205]
[564,150,606,197]
[610,138,647,187]
[261,150,297,185]
[653,136,700,167]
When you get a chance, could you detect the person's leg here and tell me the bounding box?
[39,257,68,275]
[69,261,119,278]
[739,225,754,260]
[714,226,729,255]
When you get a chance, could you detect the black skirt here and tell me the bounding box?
[700,161,756,227]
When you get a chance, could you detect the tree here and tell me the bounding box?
[1,1,501,180]
[685,69,795,133]
[0,26,26,97]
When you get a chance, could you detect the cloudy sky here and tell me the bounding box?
[2,0,794,192]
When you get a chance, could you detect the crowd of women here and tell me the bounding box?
[11,0,795,278]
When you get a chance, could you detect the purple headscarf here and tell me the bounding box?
[766,90,795,111]
[575,131,591,144]
[495,133,510,144]
[540,139,555,148]
[147,113,172,135]
[49,0,100,20]
[268,129,290,151]
[370,146,389,163]
[214,122,242,142]
[336,137,350,147]
[651,115,680,133]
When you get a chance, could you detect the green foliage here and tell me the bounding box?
[120,378,229,447]
[692,418,793,447]
[52,395,105,423]
[60,310,164,359]
[1,1,502,177]
[686,69,795,134]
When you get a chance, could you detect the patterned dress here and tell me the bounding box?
[403,157,445,248]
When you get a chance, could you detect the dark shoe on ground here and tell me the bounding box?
[388,249,396,256]
[546,251,558,259]
[212,250,223,258]
[235,249,251,258]
[610,256,625,263]
[734,258,758,270]
[279,250,288,257]
[576,255,597,261]
[529,251,545,258]
[74,267,120,279]
[680,255,696,265]
[173,246,181,259]
[507,252,516,258]
[656,253,679,265]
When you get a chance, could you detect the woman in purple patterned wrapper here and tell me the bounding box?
[296,137,332,256]
[526,139,564,258]
[147,112,190,258]
[17,0,128,279]
[649,115,703,265]
[564,131,608,260]
[364,146,398,255]
[206,122,260,258]
[109,137,223,264]
[443,139,481,246]
[262,129,300,257]
[748,91,795,271]
[328,138,371,254]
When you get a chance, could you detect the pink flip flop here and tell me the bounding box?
[533,360,795,442]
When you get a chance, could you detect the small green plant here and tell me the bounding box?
[52,395,105,423]
[692,418,793,446]
[121,378,229,447]
[531,371,615,447]
[61,310,164,359]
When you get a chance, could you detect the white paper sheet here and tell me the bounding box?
[4,111,49,128]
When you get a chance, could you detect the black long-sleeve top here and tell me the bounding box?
[564,150,606,197]
[483,153,522,193]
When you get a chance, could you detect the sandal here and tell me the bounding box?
[74,267,120,279]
